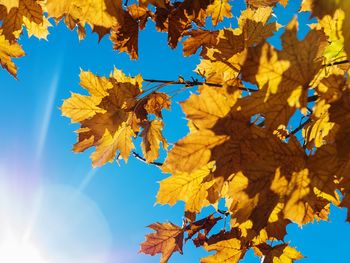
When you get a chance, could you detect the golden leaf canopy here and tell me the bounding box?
[1,0,350,263]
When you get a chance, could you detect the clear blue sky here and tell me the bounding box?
[0,0,349,262]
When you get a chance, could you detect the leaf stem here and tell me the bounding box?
[132,151,163,167]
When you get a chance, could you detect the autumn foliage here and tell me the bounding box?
[2,0,350,262]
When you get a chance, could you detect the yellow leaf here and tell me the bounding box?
[46,0,123,29]
[0,31,25,77]
[303,100,335,148]
[201,238,244,263]
[163,130,229,174]
[307,0,350,59]
[141,120,167,163]
[23,15,51,40]
[195,49,246,83]
[157,163,215,213]
[317,9,347,63]
[282,169,311,224]
[246,0,288,7]
[206,0,232,26]
[80,70,113,98]
[111,66,143,86]
[239,19,327,129]
[238,7,280,48]
[61,93,106,123]
[91,122,135,167]
[181,85,239,129]
[61,69,144,166]
[255,243,303,263]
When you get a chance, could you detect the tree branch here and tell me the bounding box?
[143,78,258,92]
[132,151,163,167]
[323,59,349,67]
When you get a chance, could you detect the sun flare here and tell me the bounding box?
[0,237,48,263]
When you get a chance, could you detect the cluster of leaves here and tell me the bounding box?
[0,0,236,77]
[2,0,350,262]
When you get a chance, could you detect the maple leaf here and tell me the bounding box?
[181,0,213,26]
[237,7,280,48]
[163,130,229,174]
[139,0,166,9]
[152,0,217,49]
[304,0,350,60]
[141,120,167,163]
[326,89,350,220]
[238,19,327,130]
[157,163,215,213]
[180,85,240,129]
[80,70,114,97]
[61,93,106,123]
[201,237,245,263]
[46,0,123,30]
[185,214,221,241]
[1,0,43,41]
[0,0,18,11]
[92,25,110,41]
[167,4,191,49]
[206,0,232,26]
[316,9,347,64]
[0,31,24,77]
[144,92,171,118]
[91,122,135,166]
[303,100,334,149]
[182,29,219,57]
[140,222,184,263]
[23,16,51,40]
[61,68,145,165]
[246,0,288,8]
[128,4,150,30]
[195,49,246,84]
[193,7,278,85]
[254,243,303,263]
[110,10,139,59]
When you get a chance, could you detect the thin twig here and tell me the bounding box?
[143,78,258,92]
[323,59,349,67]
[307,95,318,102]
[287,118,312,138]
[132,151,163,167]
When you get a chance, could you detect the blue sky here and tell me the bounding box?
[0,0,349,262]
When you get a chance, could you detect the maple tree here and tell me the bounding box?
[2,0,350,262]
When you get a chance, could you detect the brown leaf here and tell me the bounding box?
[141,120,167,163]
[186,214,221,240]
[254,243,303,263]
[110,10,139,59]
[140,222,184,263]
[1,0,43,41]
[182,29,219,57]
[144,92,170,118]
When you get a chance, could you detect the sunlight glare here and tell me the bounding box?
[0,237,48,263]
[35,72,60,161]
